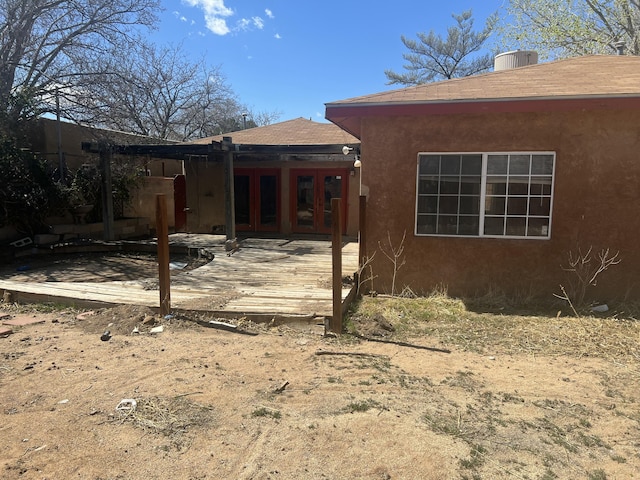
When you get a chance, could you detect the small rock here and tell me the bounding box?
[149,325,164,334]
[100,330,111,341]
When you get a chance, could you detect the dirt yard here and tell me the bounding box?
[0,296,639,480]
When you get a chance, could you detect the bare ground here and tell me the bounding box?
[0,296,639,480]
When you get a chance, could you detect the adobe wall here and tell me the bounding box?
[360,108,640,301]
[30,118,183,174]
[124,177,176,230]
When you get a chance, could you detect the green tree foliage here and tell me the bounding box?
[500,0,640,58]
[385,10,498,86]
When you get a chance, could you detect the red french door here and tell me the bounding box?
[234,168,280,232]
[290,168,348,234]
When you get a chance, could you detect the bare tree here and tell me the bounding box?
[71,41,248,141]
[0,0,160,135]
[385,10,498,86]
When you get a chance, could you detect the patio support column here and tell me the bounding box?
[222,136,236,241]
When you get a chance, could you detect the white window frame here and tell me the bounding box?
[414,152,556,240]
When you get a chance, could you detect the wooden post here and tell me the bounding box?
[156,194,171,316]
[100,146,114,241]
[331,198,343,333]
[359,195,367,264]
[222,136,236,241]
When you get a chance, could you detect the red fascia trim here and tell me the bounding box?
[326,96,640,137]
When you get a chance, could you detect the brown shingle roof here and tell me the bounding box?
[185,117,359,146]
[325,55,640,138]
[327,55,640,107]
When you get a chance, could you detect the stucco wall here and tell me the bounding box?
[29,117,183,175]
[125,177,176,230]
[360,109,640,301]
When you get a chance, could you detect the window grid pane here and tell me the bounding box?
[417,154,481,235]
[417,152,554,239]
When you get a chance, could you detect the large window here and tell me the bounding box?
[416,152,555,239]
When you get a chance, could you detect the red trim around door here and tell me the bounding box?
[290,168,348,234]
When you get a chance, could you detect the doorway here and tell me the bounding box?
[234,168,280,232]
[290,168,348,234]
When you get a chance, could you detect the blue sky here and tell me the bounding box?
[155,1,507,123]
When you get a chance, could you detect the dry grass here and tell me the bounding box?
[347,294,640,479]
[350,293,640,366]
[116,395,215,451]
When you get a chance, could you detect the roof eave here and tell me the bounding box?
[325,94,640,138]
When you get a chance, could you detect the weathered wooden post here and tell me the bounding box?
[357,194,367,294]
[331,198,343,333]
[221,136,236,242]
[359,195,367,265]
[99,144,114,241]
[156,194,171,316]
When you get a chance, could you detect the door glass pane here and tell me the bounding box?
[323,175,342,229]
[296,175,314,228]
[259,175,277,227]
[234,175,251,226]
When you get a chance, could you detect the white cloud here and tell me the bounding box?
[206,16,231,35]
[274,33,281,39]
[235,15,266,32]
[182,1,274,36]
[183,0,234,35]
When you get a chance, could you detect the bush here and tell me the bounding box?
[0,137,67,235]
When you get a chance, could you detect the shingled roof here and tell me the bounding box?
[186,117,359,146]
[325,55,640,138]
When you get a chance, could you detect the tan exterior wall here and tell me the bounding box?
[183,158,360,236]
[30,117,182,174]
[125,177,176,230]
[360,108,640,301]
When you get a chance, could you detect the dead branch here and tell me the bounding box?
[560,246,621,306]
[314,350,390,359]
[378,230,407,296]
[351,334,452,353]
[273,381,289,394]
[356,252,377,296]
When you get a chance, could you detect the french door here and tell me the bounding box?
[290,168,348,234]
[234,168,280,232]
